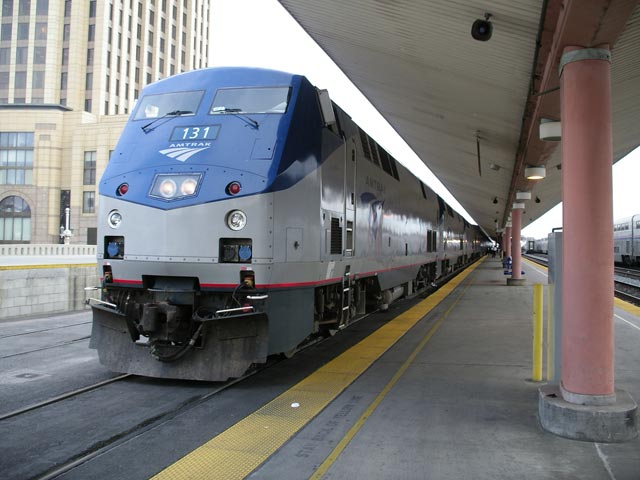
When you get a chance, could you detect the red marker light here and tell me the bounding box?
[226,181,241,196]
[117,183,129,196]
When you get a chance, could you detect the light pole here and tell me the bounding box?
[59,207,73,245]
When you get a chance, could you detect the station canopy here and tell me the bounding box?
[278,0,640,237]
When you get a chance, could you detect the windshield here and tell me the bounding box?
[134,90,204,120]
[210,87,291,114]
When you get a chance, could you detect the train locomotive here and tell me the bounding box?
[90,67,485,381]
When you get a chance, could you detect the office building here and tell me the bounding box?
[0,0,211,243]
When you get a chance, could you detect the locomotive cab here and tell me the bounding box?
[90,68,312,381]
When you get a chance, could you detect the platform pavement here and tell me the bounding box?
[138,256,625,480]
[240,257,639,479]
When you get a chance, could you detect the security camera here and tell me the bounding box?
[472,13,493,41]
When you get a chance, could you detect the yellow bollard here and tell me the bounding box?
[546,285,554,381]
[532,284,543,381]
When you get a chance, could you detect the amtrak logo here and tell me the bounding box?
[159,142,211,162]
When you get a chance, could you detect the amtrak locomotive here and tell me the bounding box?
[90,67,485,381]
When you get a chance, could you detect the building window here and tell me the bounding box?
[85,72,93,90]
[0,196,31,243]
[35,22,47,40]
[36,0,48,15]
[83,151,96,185]
[84,98,92,112]
[32,70,44,88]
[82,191,95,213]
[18,1,30,16]
[0,132,34,185]
[33,46,46,64]
[16,47,28,64]
[60,72,67,90]
[1,23,12,41]
[3,0,13,16]
[86,48,93,65]
[89,0,96,18]
[14,71,26,89]
[0,48,9,65]
[17,23,29,41]
[87,24,95,42]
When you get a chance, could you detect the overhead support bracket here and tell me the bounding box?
[559,48,611,77]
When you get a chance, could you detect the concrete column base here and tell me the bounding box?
[506,278,526,286]
[538,384,638,442]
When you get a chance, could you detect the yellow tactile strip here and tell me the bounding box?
[615,297,640,316]
[153,259,483,480]
[522,257,640,316]
[0,263,97,270]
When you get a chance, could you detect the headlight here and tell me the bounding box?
[181,178,198,195]
[226,210,247,231]
[159,178,177,198]
[108,210,122,228]
[149,173,202,200]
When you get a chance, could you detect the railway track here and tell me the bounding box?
[29,372,259,480]
[0,335,92,360]
[0,321,92,340]
[0,374,132,421]
[523,254,640,305]
[0,317,355,480]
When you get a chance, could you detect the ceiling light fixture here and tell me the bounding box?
[524,165,546,180]
[539,118,561,141]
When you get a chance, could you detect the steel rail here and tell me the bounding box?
[0,374,132,422]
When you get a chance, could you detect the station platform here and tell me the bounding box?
[132,256,638,480]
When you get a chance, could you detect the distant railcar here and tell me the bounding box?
[90,67,485,381]
[614,215,640,265]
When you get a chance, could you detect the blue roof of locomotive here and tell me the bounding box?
[100,67,327,209]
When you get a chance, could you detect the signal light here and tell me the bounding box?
[226,181,241,196]
[117,183,129,196]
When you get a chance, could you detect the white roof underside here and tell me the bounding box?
[278,1,640,235]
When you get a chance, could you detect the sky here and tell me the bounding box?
[210,0,639,240]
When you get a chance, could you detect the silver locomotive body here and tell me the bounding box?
[90,68,483,380]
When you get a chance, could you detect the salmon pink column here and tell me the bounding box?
[560,46,615,404]
[505,225,512,259]
[507,205,525,285]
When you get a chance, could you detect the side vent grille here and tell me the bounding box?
[359,128,371,161]
[330,217,342,255]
